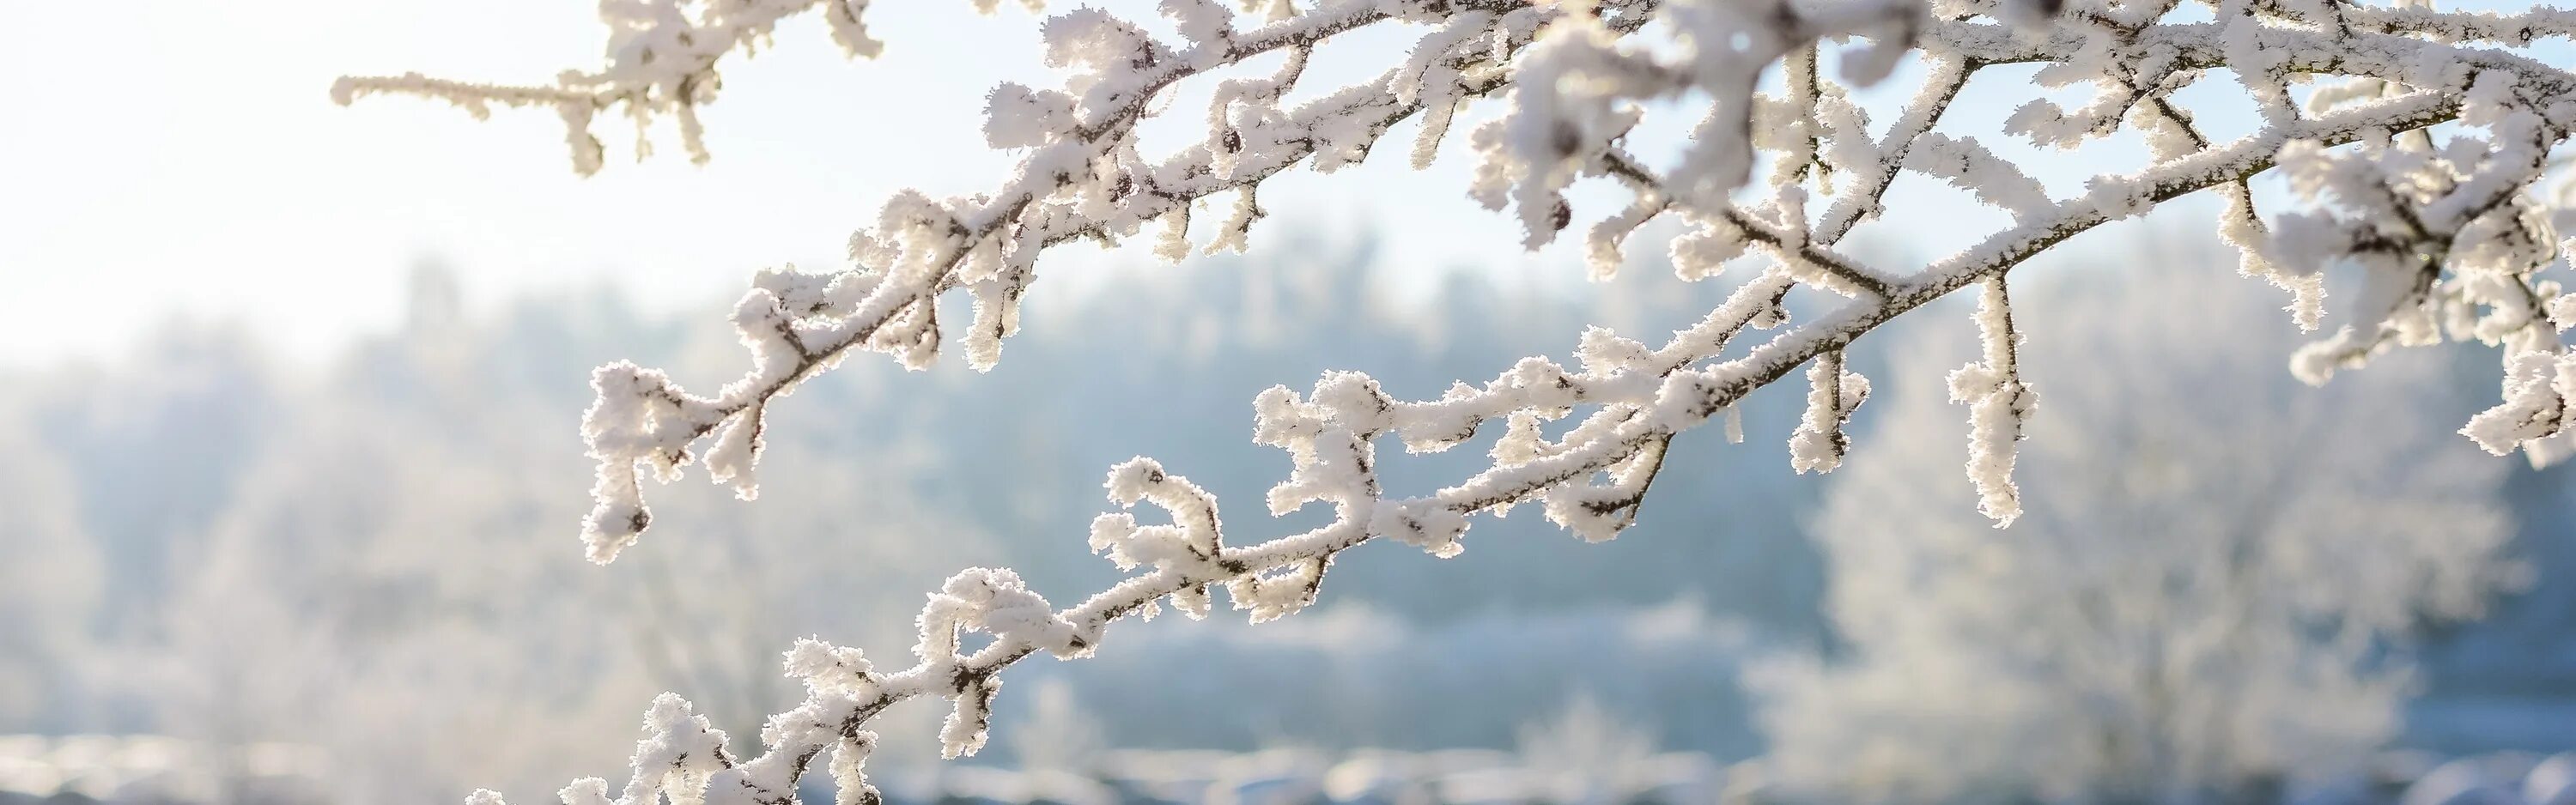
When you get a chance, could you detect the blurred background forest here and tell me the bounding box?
[4,219,2576,805]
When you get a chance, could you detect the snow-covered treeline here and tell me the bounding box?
[8,224,2576,802]
[0,239,1801,802]
[1753,245,2525,803]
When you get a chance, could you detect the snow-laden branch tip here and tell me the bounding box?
[344,0,2576,802]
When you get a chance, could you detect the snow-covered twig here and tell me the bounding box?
[337,0,2576,802]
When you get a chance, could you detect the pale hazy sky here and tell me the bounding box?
[0,1,1607,368]
[4,0,2397,370]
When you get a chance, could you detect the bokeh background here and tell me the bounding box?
[5,3,2576,805]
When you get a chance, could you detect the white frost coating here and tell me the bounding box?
[2461,349,2576,459]
[786,639,880,699]
[1586,191,1668,279]
[1907,134,2053,218]
[559,779,613,805]
[343,0,2576,802]
[1089,458,1236,616]
[919,567,1084,665]
[1789,352,1871,474]
[335,0,905,174]
[614,693,732,805]
[1465,15,1649,248]
[828,734,879,805]
[1947,278,2036,525]
[986,83,1078,148]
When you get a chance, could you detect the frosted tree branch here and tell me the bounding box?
[337,0,2576,802]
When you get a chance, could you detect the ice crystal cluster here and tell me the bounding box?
[337,0,2576,800]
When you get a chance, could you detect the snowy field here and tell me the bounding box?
[16,737,2576,805]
